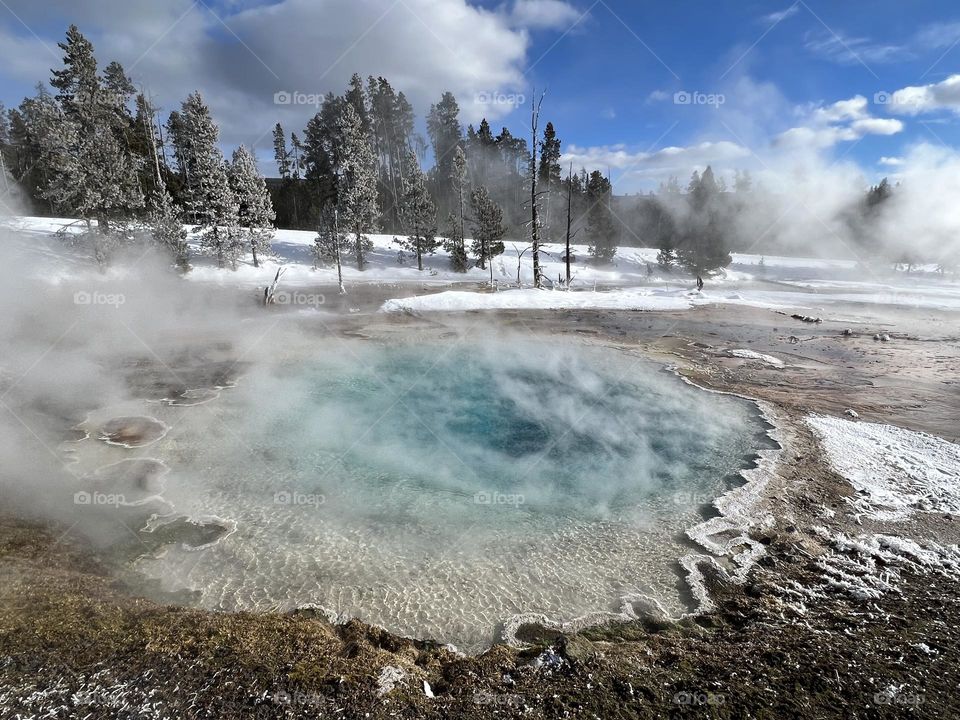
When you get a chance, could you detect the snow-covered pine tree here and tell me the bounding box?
[229,145,276,268]
[0,102,9,146]
[148,185,189,271]
[470,185,506,281]
[335,102,379,270]
[44,26,144,269]
[177,92,238,268]
[130,93,164,195]
[443,146,469,272]
[398,152,437,271]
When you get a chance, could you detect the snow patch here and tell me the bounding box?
[380,287,693,313]
[807,414,960,521]
[728,349,785,367]
[376,666,406,697]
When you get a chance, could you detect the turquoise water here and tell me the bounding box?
[133,338,768,652]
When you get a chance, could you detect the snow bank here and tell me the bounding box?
[807,414,960,521]
[380,287,693,313]
[5,215,958,313]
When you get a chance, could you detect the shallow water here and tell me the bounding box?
[77,337,769,652]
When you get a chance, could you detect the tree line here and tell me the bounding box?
[5,25,930,282]
[0,25,629,281]
[0,26,277,272]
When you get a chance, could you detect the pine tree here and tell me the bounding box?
[444,211,468,273]
[470,185,505,277]
[367,76,418,232]
[43,27,144,268]
[426,92,461,215]
[50,25,98,109]
[538,121,561,242]
[345,73,370,137]
[288,131,304,226]
[335,102,379,269]
[290,132,303,180]
[586,170,616,263]
[273,123,290,179]
[230,144,276,268]
[676,165,731,277]
[166,110,190,198]
[130,93,164,195]
[443,146,469,272]
[302,93,343,226]
[177,92,237,268]
[399,152,437,270]
[0,102,9,145]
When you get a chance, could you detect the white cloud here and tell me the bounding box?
[914,21,960,49]
[811,95,869,123]
[804,30,906,65]
[776,125,858,149]
[508,0,582,30]
[851,117,903,135]
[761,4,800,25]
[0,0,539,154]
[884,75,960,116]
[879,156,904,167]
[777,94,904,149]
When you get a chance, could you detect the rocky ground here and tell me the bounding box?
[1,297,958,719]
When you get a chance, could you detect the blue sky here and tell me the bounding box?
[1,0,959,192]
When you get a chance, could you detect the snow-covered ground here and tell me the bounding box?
[807,414,960,522]
[3,215,959,315]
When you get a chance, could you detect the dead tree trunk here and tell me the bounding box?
[530,91,545,289]
[565,163,572,287]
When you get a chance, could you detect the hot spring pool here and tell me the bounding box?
[83,337,771,652]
